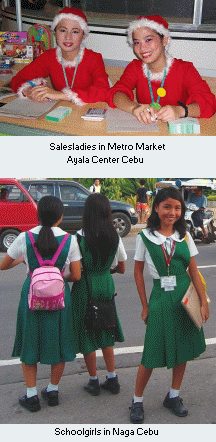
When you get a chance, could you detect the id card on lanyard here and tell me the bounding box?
[160,240,176,291]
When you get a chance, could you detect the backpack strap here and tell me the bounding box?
[27,231,70,270]
[50,232,70,265]
[139,230,167,277]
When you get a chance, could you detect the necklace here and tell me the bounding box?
[147,65,167,110]
[161,240,176,276]
[61,50,80,90]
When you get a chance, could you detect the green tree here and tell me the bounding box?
[78,178,123,200]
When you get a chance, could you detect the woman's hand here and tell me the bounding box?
[26,86,65,102]
[132,104,157,124]
[156,105,185,122]
[141,305,149,324]
[201,301,210,323]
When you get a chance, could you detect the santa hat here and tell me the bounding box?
[127,15,170,46]
[51,7,89,37]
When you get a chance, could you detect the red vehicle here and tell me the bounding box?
[0,178,38,251]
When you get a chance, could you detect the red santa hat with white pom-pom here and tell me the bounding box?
[127,15,170,46]
[51,7,89,37]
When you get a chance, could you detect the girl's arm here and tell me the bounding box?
[24,85,68,102]
[113,92,156,124]
[134,260,149,324]
[10,51,51,95]
[0,254,15,270]
[188,256,209,323]
[116,261,126,274]
[66,260,81,282]
[156,102,200,122]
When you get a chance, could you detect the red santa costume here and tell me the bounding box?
[107,16,216,118]
[10,8,109,105]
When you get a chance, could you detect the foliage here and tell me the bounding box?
[78,178,123,200]
[125,195,137,208]
[119,178,158,198]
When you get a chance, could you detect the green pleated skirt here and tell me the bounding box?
[71,273,125,355]
[12,275,77,365]
[141,274,206,369]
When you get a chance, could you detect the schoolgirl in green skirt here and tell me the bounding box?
[130,187,209,424]
[71,193,127,396]
[0,196,81,412]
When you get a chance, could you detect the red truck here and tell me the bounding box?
[0,178,38,251]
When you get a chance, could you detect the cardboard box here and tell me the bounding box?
[0,41,45,63]
[0,31,27,43]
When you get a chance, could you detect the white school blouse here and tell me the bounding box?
[134,228,198,279]
[7,226,82,272]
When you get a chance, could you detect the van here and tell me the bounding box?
[0,178,38,251]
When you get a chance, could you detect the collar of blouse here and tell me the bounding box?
[143,228,185,245]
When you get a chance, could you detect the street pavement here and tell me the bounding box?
[0,224,216,429]
[0,355,215,425]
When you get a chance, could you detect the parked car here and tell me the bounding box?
[0,178,138,251]
[0,178,38,251]
[21,179,138,236]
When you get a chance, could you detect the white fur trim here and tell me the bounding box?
[142,53,174,82]
[127,18,170,46]
[51,13,89,36]
[62,87,85,106]
[56,45,85,67]
[17,78,47,98]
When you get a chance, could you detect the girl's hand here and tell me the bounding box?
[156,105,185,122]
[27,86,65,102]
[132,104,156,124]
[141,305,149,324]
[201,302,210,323]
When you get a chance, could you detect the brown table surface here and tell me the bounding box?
[0,65,215,136]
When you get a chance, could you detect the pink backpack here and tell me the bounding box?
[27,231,70,311]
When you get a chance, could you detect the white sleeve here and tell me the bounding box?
[67,235,82,263]
[186,232,198,257]
[7,232,26,260]
[111,237,127,268]
[134,234,147,261]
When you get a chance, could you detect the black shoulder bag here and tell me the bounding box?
[77,234,118,331]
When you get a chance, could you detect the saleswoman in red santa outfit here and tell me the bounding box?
[10,8,109,105]
[107,15,216,123]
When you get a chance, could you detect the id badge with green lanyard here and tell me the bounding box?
[160,239,177,291]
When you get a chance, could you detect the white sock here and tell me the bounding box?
[133,394,143,403]
[107,371,116,379]
[90,376,98,380]
[47,382,58,392]
[26,386,37,398]
[169,388,179,398]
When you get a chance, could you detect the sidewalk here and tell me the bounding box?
[1,355,215,424]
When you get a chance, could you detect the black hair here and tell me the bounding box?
[147,187,186,239]
[34,196,64,257]
[140,179,145,186]
[158,33,164,40]
[82,193,119,266]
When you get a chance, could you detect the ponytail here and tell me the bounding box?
[34,196,63,257]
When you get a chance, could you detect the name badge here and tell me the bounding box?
[161,276,177,291]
